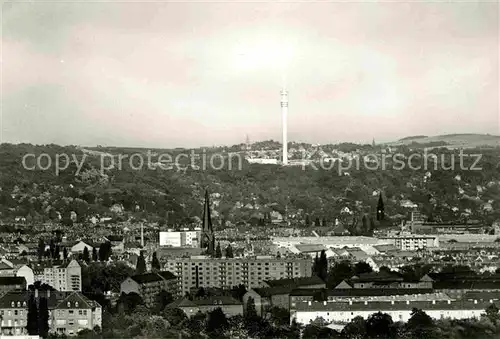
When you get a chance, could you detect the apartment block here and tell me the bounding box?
[165,255,313,295]
[16,260,82,292]
[120,271,178,307]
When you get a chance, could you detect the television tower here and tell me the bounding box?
[281,83,288,165]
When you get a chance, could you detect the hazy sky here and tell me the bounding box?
[2,0,499,148]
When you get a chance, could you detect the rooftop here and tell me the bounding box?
[294,300,496,312]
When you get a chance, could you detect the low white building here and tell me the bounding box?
[292,299,494,328]
[379,234,439,251]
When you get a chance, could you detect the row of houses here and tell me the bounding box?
[0,290,102,336]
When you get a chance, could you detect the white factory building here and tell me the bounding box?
[159,229,201,247]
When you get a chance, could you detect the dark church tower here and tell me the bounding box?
[201,190,215,256]
[377,192,385,221]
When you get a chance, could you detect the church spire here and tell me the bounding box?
[201,189,215,255]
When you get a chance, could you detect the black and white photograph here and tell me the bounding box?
[0,0,499,338]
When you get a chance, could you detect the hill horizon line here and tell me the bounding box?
[2,132,500,150]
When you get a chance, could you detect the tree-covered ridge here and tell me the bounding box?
[1,143,500,228]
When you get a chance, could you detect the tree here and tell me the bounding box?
[354,261,373,275]
[38,297,50,338]
[135,252,146,275]
[225,244,234,258]
[151,252,161,271]
[313,253,319,275]
[268,306,290,327]
[366,312,394,338]
[303,323,339,339]
[154,290,173,313]
[377,193,385,221]
[92,247,98,262]
[116,292,144,314]
[343,316,367,339]
[82,247,90,264]
[312,289,328,302]
[245,297,258,320]
[98,242,112,261]
[314,217,321,226]
[195,287,206,298]
[215,242,222,258]
[98,243,106,261]
[49,239,56,259]
[406,308,437,339]
[318,250,328,282]
[327,261,354,288]
[186,311,207,337]
[231,284,247,301]
[322,217,327,227]
[63,247,68,260]
[162,307,188,329]
[206,308,229,336]
[362,215,369,235]
[483,304,500,324]
[369,217,376,234]
[28,281,55,291]
[26,294,38,335]
[37,239,45,262]
[305,214,311,227]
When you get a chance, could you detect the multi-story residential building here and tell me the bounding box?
[16,260,82,291]
[165,255,313,295]
[291,299,496,327]
[379,234,439,251]
[120,271,178,307]
[0,290,102,336]
[0,277,27,294]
